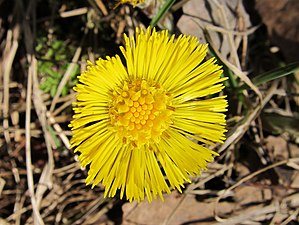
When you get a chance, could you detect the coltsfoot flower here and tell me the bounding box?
[70,27,228,202]
[114,0,145,8]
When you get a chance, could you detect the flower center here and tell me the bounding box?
[109,79,174,148]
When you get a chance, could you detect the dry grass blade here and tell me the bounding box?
[280,208,299,225]
[25,55,44,225]
[218,80,278,153]
[212,203,278,225]
[95,0,108,16]
[31,52,55,212]
[214,157,299,222]
[21,0,55,223]
[59,7,88,18]
[210,0,241,69]
[2,27,19,144]
[0,177,5,196]
[73,198,111,224]
[207,34,263,101]
[1,23,23,225]
[186,163,234,192]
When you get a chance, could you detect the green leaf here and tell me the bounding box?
[45,67,60,79]
[70,64,80,78]
[55,54,67,61]
[61,86,68,96]
[48,77,57,85]
[39,62,53,74]
[50,85,57,97]
[40,82,51,92]
[261,112,299,137]
[252,62,299,86]
[239,62,299,91]
[150,0,176,27]
[48,126,62,148]
[52,40,63,50]
[45,48,54,59]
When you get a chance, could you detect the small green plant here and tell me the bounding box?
[36,38,79,97]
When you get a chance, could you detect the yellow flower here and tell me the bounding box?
[70,27,227,202]
[114,0,145,8]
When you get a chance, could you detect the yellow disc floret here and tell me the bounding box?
[114,0,145,8]
[109,79,174,148]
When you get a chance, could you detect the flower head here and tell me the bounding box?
[70,27,227,202]
[114,0,144,8]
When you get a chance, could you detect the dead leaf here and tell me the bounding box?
[177,0,251,62]
[122,191,234,225]
[265,135,288,160]
[234,186,272,206]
